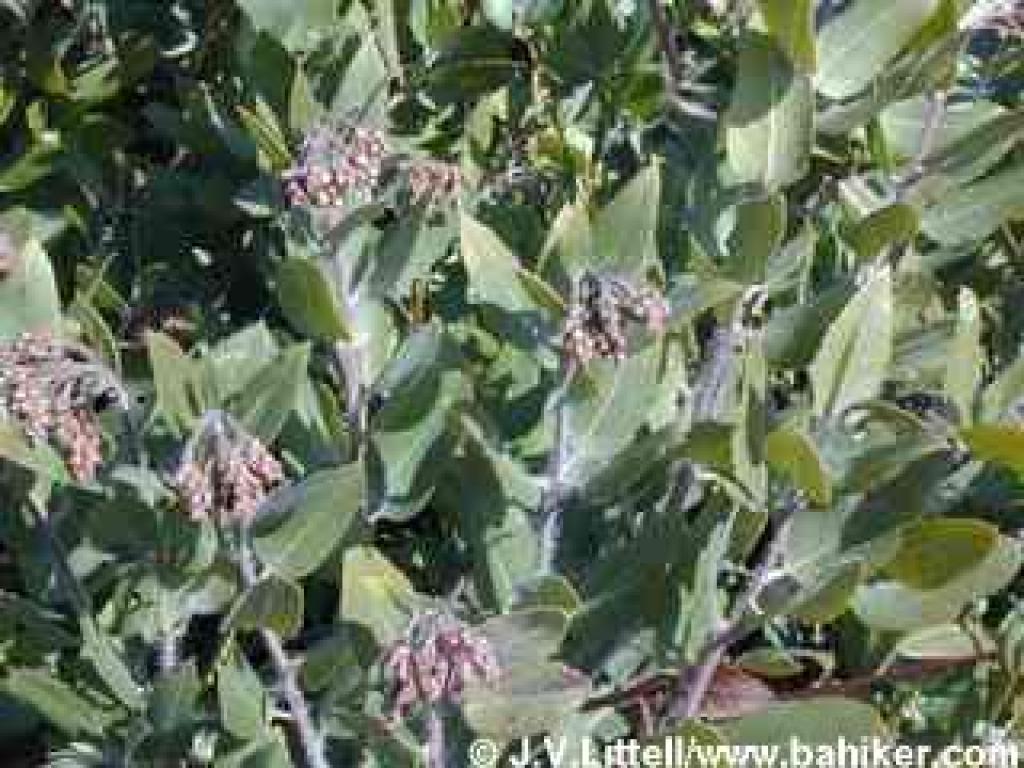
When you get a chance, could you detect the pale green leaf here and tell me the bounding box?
[726,36,812,190]
[810,265,893,419]
[816,0,939,101]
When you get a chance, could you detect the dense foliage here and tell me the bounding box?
[0,0,1023,765]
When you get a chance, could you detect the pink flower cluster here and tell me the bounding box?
[282,123,464,211]
[0,332,114,482]
[283,125,387,208]
[385,611,500,718]
[173,420,283,524]
[408,161,462,206]
[562,273,669,365]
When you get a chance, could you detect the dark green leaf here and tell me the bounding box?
[251,463,364,580]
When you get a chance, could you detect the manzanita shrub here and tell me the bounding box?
[0,0,1023,765]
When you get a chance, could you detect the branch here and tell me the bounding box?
[583,654,998,714]
[647,1,718,122]
[786,654,998,701]
[894,89,948,200]
[538,362,575,576]
[426,707,447,768]
[648,0,684,87]
[239,531,330,768]
[334,340,368,463]
[666,510,793,721]
[158,630,179,675]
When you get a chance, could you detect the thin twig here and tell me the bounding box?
[894,89,948,199]
[539,362,575,575]
[787,654,999,700]
[648,0,684,86]
[583,654,998,714]
[648,1,718,122]
[426,708,447,768]
[158,630,179,675]
[666,93,719,122]
[334,340,368,463]
[239,530,329,768]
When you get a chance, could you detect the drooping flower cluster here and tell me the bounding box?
[408,160,462,207]
[282,124,388,208]
[0,331,121,482]
[385,610,500,719]
[172,412,284,525]
[562,272,669,365]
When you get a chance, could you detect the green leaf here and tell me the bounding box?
[339,546,425,648]
[765,427,832,505]
[0,144,60,193]
[218,652,268,741]
[478,608,570,668]
[148,663,201,732]
[334,38,390,120]
[205,323,280,403]
[215,735,293,768]
[917,109,1024,188]
[681,521,731,662]
[815,0,939,101]
[920,164,1024,246]
[847,203,920,262]
[736,648,806,679]
[0,422,70,482]
[299,630,361,692]
[441,425,542,612]
[0,237,61,341]
[891,623,995,662]
[810,265,893,419]
[251,463,364,580]
[232,343,312,442]
[962,425,1024,474]
[145,331,205,437]
[539,202,595,293]
[727,196,787,283]
[460,212,560,332]
[592,164,661,275]
[80,618,144,712]
[561,342,684,492]
[791,561,865,624]
[0,668,109,737]
[369,210,457,299]
[719,697,887,746]
[982,356,1024,422]
[228,574,304,639]
[481,0,563,30]
[288,63,321,136]
[853,536,1022,631]
[726,35,812,190]
[462,661,590,742]
[511,575,582,615]
[236,100,293,172]
[880,97,1006,161]
[882,518,999,589]
[368,341,468,521]
[765,280,856,369]
[236,0,338,53]
[944,287,983,425]
[756,0,816,72]
[276,259,352,341]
